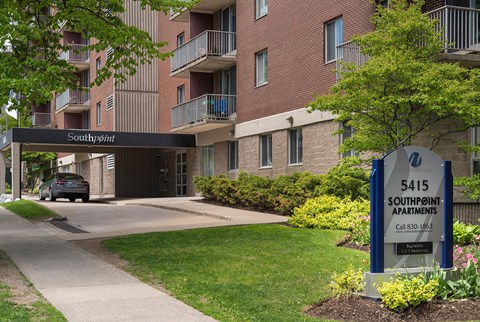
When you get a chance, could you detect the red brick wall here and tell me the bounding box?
[236,1,376,123]
[89,47,114,131]
[63,113,81,129]
[158,13,191,133]
[423,0,445,12]
[190,13,213,37]
[191,72,213,98]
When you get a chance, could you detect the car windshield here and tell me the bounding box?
[56,173,84,180]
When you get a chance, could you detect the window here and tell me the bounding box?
[106,154,115,170]
[340,121,357,159]
[228,141,239,171]
[201,145,214,176]
[289,128,303,165]
[95,57,101,76]
[256,0,268,19]
[106,95,114,110]
[84,110,90,129]
[325,17,343,63]
[256,49,268,86]
[177,33,185,47]
[177,85,185,104]
[260,134,272,167]
[96,102,101,126]
[473,127,480,174]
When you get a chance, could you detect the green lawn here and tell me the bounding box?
[1,200,58,220]
[104,224,368,322]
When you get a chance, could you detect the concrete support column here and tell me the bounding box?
[11,143,21,200]
[0,152,6,194]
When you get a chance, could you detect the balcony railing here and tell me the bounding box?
[56,88,90,111]
[59,44,90,63]
[336,41,367,79]
[170,30,236,75]
[32,113,51,127]
[171,94,236,130]
[428,5,480,51]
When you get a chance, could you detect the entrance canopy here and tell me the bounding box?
[0,128,196,199]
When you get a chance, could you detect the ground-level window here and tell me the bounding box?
[473,127,480,174]
[340,121,357,159]
[288,128,303,165]
[201,145,214,176]
[229,141,239,170]
[260,134,272,167]
[325,17,343,63]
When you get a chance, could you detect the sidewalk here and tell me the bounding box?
[0,197,287,321]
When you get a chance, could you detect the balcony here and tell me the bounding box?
[169,0,234,22]
[170,30,236,77]
[32,113,51,127]
[428,5,480,67]
[336,41,367,80]
[171,94,236,133]
[59,44,90,71]
[56,88,90,113]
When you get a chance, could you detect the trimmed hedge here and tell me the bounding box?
[193,158,370,215]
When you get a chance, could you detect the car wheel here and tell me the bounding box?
[69,197,76,202]
[82,196,89,203]
[49,189,56,202]
[39,190,46,201]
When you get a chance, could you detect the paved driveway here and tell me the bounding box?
[36,200,229,240]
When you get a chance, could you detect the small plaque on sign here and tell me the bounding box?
[396,242,433,255]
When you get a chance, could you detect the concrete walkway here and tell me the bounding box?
[0,197,287,321]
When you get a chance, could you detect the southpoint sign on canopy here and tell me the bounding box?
[370,146,453,273]
[67,133,116,144]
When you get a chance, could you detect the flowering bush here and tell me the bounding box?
[351,215,370,245]
[330,265,365,297]
[453,221,480,245]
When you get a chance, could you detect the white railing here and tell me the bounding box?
[171,94,236,128]
[428,6,480,51]
[336,41,368,79]
[171,30,236,73]
[56,88,90,110]
[59,44,90,62]
[32,113,51,127]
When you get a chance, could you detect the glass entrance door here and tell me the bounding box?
[176,152,187,196]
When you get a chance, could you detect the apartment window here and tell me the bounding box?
[260,134,272,167]
[96,102,101,126]
[177,32,185,47]
[473,127,480,174]
[256,0,268,19]
[177,85,185,104]
[256,49,268,86]
[106,95,114,111]
[289,128,303,165]
[228,141,239,171]
[340,121,357,159]
[201,145,214,176]
[95,57,101,76]
[325,17,343,63]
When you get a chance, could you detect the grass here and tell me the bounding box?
[104,224,369,322]
[1,200,58,220]
[0,284,66,322]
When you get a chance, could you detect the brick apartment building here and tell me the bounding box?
[26,0,480,198]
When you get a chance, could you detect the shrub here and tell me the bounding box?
[288,195,369,230]
[351,215,370,245]
[376,274,439,312]
[453,220,480,245]
[193,176,215,199]
[209,176,238,205]
[315,157,370,200]
[236,172,273,210]
[330,265,365,297]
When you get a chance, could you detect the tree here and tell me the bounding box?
[0,0,190,114]
[308,0,480,155]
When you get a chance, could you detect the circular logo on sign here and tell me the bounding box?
[409,152,422,167]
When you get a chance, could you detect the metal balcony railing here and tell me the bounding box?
[59,44,90,62]
[336,41,368,79]
[171,30,236,73]
[428,5,480,51]
[56,88,90,110]
[32,113,51,127]
[171,94,236,129]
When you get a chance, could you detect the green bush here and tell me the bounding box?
[236,172,273,210]
[5,182,11,194]
[193,176,215,199]
[288,195,369,230]
[376,274,439,312]
[453,220,480,245]
[315,157,370,200]
[209,176,238,205]
[330,265,365,297]
[351,215,370,245]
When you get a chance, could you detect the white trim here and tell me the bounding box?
[235,109,335,138]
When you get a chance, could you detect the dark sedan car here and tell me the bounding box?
[39,173,90,202]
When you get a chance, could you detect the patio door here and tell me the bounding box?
[176,152,187,196]
[221,5,236,54]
